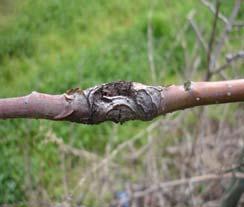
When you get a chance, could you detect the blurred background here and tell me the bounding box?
[0,0,243,206]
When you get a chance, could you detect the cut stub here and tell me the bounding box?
[65,81,165,124]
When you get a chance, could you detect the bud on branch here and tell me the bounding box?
[0,79,243,124]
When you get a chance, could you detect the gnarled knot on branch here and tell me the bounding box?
[64,81,165,124]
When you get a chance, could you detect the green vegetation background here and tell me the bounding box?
[0,0,243,205]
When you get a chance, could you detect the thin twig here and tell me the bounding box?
[212,50,244,75]
[60,151,69,201]
[221,149,244,207]
[69,119,163,196]
[133,172,244,198]
[233,21,244,28]
[206,0,221,80]
[201,0,229,24]
[159,10,193,80]
[211,0,241,70]
[44,130,100,161]
[188,15,208,52]
[147,5,157,83]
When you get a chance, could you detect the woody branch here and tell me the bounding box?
[0,79,243,124]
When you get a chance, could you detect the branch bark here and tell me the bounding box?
[0,80,243,124]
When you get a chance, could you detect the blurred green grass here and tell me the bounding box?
[0,0,243,204]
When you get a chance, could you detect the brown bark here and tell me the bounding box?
[0,79,243,124]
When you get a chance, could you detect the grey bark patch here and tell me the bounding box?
[82,81,164,124]
[184,80,192,91]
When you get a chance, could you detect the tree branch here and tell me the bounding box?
[212,51,244,75]
[0,80,244,124]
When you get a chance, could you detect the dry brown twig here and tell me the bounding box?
[69,119,163,195]
[133,172,244,198]
[147,2,157,83]
[44,129,100,161]
[200,0,229,24]
[188,13,208,53]
[208,0,241,78]
[69,114,186,199]
[159,9,193,81]
[213,51,244,75]
[205,0,221,80]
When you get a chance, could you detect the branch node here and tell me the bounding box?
[184,80,192,91]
